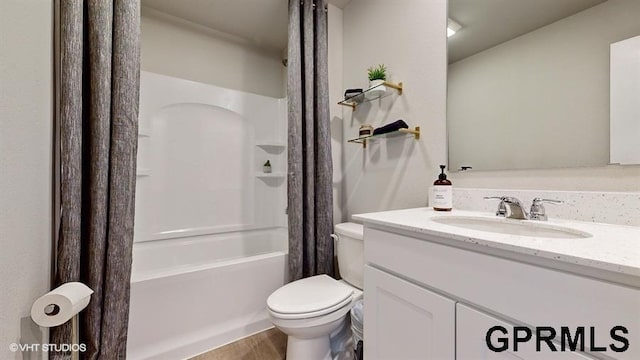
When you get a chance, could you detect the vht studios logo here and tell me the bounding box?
[486,326,630,353]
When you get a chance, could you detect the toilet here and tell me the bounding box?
[267,222,364,360]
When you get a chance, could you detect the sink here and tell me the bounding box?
[431,216,592,239]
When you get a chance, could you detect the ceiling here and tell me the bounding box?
[142,0,289,51]
[140,0,603,63]
[448,0,607,63]
[141,0,352,52]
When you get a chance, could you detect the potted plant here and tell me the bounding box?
[367,64,387,98]
[263,160,272,173]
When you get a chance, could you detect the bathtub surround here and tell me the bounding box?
[287,0,335,280]
[53,0,140,358]
[134,72,287,241]
[129,73,287,359]
[127,232,287,359]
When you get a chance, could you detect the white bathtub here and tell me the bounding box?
[126,227,288,360]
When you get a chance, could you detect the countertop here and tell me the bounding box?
[353,208,640,278]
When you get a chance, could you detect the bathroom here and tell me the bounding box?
[1,0,640,359]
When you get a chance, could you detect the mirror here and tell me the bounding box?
[447,0,640,171]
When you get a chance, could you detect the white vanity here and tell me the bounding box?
[353,208,640,360]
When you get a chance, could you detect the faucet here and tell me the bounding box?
[529,198,564,221]
[484,196,529,220]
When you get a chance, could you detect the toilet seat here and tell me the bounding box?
[267,275,354,320]
[269,294,353,320]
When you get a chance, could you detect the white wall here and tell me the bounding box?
[0,0,52,358]
[449,0,640,191]
[141,7,285,98]
[610,35,640,166]
[328,4,344,224]
[341,0,448,218]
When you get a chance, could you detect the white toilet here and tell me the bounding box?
[267,222,364,360]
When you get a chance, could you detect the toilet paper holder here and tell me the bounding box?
[31,282,93,359]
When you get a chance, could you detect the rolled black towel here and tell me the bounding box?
[344,88,363,97]
[373,119,409,135]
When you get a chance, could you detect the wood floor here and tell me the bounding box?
[191,328,287,360]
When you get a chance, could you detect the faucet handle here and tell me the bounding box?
[532,198,564,205]
[484,196,505,200]
[484,196,507,217]
[530,198,563,221]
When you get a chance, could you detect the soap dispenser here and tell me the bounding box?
[432,165,452,211]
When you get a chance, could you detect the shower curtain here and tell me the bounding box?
[52,0,140,358]
[287,0,334,281]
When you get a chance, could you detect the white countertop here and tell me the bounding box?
[353,208,640,277]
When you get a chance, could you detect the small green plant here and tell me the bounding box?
[367,64,387,81]
[263,160,272,173]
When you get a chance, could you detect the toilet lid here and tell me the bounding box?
[267,275,353,318]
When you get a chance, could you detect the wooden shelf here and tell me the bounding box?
[338,81,403,110]
[348,126,420,148]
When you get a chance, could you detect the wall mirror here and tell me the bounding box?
[447,0,640,172]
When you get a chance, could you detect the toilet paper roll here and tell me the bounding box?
[31,282,94,327]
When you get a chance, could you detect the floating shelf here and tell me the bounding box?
[347,126,420,148]
[338,81,403,110]
[139,127,151,137]
[256,143,287,152]
[137,168,151,177]
[255,172,286,179]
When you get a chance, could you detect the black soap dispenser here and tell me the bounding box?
[432,165,452,211]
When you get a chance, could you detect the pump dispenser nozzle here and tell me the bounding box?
[439,165,447,180]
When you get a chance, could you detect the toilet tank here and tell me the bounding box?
[335,222,364,290]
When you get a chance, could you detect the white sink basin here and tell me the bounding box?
[431,216,592,239]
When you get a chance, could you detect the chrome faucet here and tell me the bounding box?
[484,196,529,220]
[529,198,564,221]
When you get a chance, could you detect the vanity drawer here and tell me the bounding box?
[457,303,596,359]
[365,227,640,359]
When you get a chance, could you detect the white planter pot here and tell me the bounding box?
[367,79,386,99]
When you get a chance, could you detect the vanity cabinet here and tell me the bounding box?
[457,304,593,360]
[364,265,455,359]
[362,226,640,360]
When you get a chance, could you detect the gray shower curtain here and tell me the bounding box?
[287,0,334,281]
[52,0,140,358]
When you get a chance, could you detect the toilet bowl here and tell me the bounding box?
[267,222,364,360]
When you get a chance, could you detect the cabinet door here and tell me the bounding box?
[457,304,595,360]
[364,265,455,360]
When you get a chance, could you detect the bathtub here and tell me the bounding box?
[126,227,288,360]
